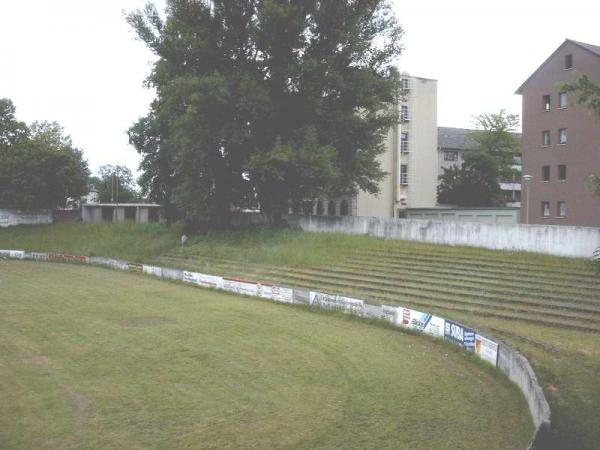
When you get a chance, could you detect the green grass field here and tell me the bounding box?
[1,223,599,448]
[0,260,532,449]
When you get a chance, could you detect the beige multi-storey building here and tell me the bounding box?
[317,74,439,218]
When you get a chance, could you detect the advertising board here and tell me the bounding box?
[128,263,143,274]
[0,250,25,259]
[309,292,364,314]
[475,334,499,366]
[397,308,445,337]
[142,265,163,278]
[223,277,259,297]
[24,252,48,261]
[381,305,399,324]
[195,273,224,290]
[444,319,476,351]
[48,253,89,264]
[258,284,294,303]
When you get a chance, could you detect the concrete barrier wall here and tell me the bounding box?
[0,209,53,227]
[0,249,551,449]
[281,214,600,259]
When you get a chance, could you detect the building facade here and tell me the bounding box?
[437,127,522,207]
[516,39,600,226]
[318,74,439,218]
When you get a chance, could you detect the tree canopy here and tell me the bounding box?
[0,99,89,210]
[437,110,520,207]
[89,164,141,203]
[127,0,403,227]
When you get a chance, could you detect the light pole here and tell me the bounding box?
[522,174,533,225]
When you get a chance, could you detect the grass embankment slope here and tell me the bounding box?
[0,261,531,449]
[1,223,599,448]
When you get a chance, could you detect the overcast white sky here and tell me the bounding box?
[1,0,599,176]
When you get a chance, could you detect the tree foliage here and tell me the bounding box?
[0,100,89,210]
[437,110,520,207]
[127,0,403,227]
[89,165,141,203]
[562,74,600,118]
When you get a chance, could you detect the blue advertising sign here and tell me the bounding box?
[444,320,475,351]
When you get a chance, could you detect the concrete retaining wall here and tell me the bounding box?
[0,249,552,449]
[0,209,53,227]
[282,214,600,259]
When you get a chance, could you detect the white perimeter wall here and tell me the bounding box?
[285,214,600,258]
[0,209,52,227]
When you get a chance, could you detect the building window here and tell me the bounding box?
[543,95,551,111]
[316,199,324,215]
[339,200,349,216]
[542,130,551,146]
[401,132,409,153]
[541,201,550,217]
[542,165,550,181]
[557,201,566,217]
[402,78,410,91]
[327,200,336,216]
[401,105,409,122]
[559,128,568,145]
[565,54,573,70]
[559,92,568,109]
[400,164,408,185]
[558,164,567,181]
[444,151,459,161]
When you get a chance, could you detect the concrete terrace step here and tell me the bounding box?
[358,248,598,281]
[327,259,600,302]
[163,254,600,313]
[156,256,600,332]
[201,259,600,322]
[362,246,588,272]
[185,260,600,334]
[202,256,600,313]
[344,251,600,288]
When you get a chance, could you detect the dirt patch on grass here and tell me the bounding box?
[119,317,175,327]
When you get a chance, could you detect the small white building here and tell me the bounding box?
[82,203,161,224]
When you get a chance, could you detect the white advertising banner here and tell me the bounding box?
[0,249,25,259]
[24,252,48,261]
[195,273,224,290]
[309,292,364,314]
[381,305,400,324]
[258,284,294,304]
[143,265,163,278]
[475,334,499,366]
[223,277,259,297]
[398,308,445,337]
[183,271,200,284]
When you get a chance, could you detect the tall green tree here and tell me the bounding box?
[0,104,89,210]
[127,0,403,227]
[437,110,520,207]
[90,164,141,203]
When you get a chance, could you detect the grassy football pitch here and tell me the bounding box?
[0,260,532,449]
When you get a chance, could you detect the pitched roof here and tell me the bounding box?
[438,127,522,151]
[572,39,600,57]
[438,127,478,150]
[516,39,600,94]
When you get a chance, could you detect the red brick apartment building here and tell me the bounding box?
[516,39,600,226]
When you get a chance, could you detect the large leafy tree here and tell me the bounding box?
[0,102,89,210]
[89,164,141,203]
[127,0,403,227]
[437,110,520,207]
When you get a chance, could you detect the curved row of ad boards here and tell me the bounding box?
[0,249,551,449]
